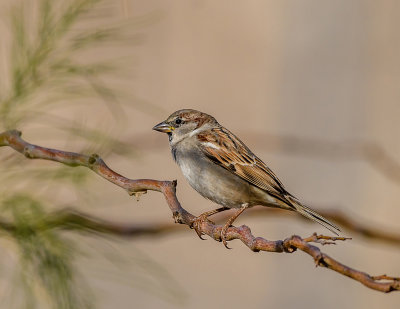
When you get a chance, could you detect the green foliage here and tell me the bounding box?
[2,0,97,128]
[0,0,123,212]
[2,194,92,309]
[0,1,179,308]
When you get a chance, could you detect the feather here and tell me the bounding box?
[197,126,340,234]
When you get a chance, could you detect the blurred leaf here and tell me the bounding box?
[0,0,175,307]
[1,194,93,309]
[70,27,120,50]
[0,0,118,129]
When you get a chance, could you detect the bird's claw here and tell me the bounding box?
[220,225,232,249]
[192,214,214,240]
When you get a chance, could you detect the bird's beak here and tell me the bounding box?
[152,121,174,133]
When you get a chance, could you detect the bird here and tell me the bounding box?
[153,109,340,248]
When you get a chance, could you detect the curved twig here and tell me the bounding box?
[1,130,399,293]
[244,208,400,247]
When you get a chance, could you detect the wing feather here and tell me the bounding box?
[196,126,340,234]
[197,127,294,204]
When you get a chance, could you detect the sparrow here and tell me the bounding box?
[153,109,340,247]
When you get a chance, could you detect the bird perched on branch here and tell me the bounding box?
[153,109,340,248]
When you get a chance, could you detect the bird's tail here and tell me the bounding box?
[286,196,340,235]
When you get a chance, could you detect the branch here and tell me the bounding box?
[1,206,398,247]
[1,204,398,247]
[1,130,399,293]
[245,208,400,247]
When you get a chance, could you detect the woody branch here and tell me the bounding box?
[0,130,399,293]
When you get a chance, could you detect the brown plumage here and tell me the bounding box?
[197,127,291,204]
[153,109,340,247]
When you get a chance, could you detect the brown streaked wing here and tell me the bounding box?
[197,127,294,202]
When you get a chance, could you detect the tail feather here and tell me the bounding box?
[286,196,340,235]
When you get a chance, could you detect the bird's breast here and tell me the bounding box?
[172,145,256,208]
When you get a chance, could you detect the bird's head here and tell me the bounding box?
[153,109,218,144]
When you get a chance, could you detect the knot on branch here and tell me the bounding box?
[128,190,147,201]
[9,129,22,137]
[88,153,100,165]
[166,180,178,194]
[283,235,302,253]
[314,254,328,267]
[23,145,35,158]
[172,211,185,224]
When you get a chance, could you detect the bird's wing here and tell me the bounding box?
[197,127,294,204]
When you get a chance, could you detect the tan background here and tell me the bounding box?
[1,0,400,308]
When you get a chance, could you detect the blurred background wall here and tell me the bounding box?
[0,0,399,308]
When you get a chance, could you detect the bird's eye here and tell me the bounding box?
[175,118,182,125]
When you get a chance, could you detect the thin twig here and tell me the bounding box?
[0,130,399,293]
[244,208,400,247]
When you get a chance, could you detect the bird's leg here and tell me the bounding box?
[221,204,249,249]
[192,207,229,239]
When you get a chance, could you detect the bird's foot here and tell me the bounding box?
[220,204,249,249]
[191,214,215,240]
[220,222,232,249]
